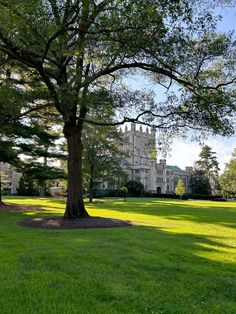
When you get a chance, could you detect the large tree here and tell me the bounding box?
[195,145,220,193]
[195,145,220,180]
[83,123,125,203]
[190,169,212,195]
[0,1,235,218]
[220,148,236,197]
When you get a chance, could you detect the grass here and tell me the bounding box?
[0,196,236,314]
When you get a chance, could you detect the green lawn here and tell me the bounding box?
[1,197,236,314]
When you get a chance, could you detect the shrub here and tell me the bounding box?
[92,189,105,198]
[156,193,189,200]
[188,194,224,201]
[125,181,144,197]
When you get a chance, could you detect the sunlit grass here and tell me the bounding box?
[1,196,236,313]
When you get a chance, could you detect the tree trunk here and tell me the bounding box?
[40,156,47,197]
[63,121,89,218]
[89,177,94,203]
[0,174,4,206]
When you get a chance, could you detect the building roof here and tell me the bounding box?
[166,165,182,172]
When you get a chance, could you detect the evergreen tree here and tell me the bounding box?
[17,173,39,196]
[196,145,220,180]
[194,145,220,194]
[190,169,212,195]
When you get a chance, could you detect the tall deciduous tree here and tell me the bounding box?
[0,1,235,218]
[83,123,126,203]
[220,148,236,197]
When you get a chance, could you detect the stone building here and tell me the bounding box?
[0,162,21,195]
[121,124,191,193]
[0,125,192,195]
[122,123,157,192]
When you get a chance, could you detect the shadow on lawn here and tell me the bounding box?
[98,199,236,229]
[3,197,236,229]
[1,207,236,312]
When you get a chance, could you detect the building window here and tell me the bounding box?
[107,182,114,189]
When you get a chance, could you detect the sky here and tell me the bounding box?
[127,5,236,172]
[167,5,236,172]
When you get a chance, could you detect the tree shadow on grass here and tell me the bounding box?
[1,209,236,313]
[97,199,236,229]
[1,206,236,313]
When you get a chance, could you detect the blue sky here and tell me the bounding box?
[168,5,236,172]
[127,5,236,172]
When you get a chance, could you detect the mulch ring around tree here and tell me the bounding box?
[18,216,134,229]
[0,203,41,212]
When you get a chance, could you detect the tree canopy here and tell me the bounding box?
[0,0,235,218]
[220,148,236,196]
[195,145,220,179]
[83,122,126,202]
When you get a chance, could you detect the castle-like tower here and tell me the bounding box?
[121,123,192,193]
[121,123,157,192]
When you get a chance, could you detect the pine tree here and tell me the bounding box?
[195,145,220,194]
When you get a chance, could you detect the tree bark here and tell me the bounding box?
[63,121,89,218]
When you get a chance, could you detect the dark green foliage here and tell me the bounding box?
[189,194,225,201]
[83,122,126,202]
[220,149,236,197]
[190,169,212,195]
[103,189,124,197]
[91,189,105,199]
[17,174,39,196]
[196,145,220,180]
[191,145,220,195]
[0,1,235,217]
[125,181,144,197]
[155,193,189,200]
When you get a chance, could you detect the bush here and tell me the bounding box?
[103,189,121,197]
[143,191,155,197]
[92,189,105,198]
[17,174,39,196]
[156,193,189,200]
[125,181,144,197]
[188,194,225,201]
